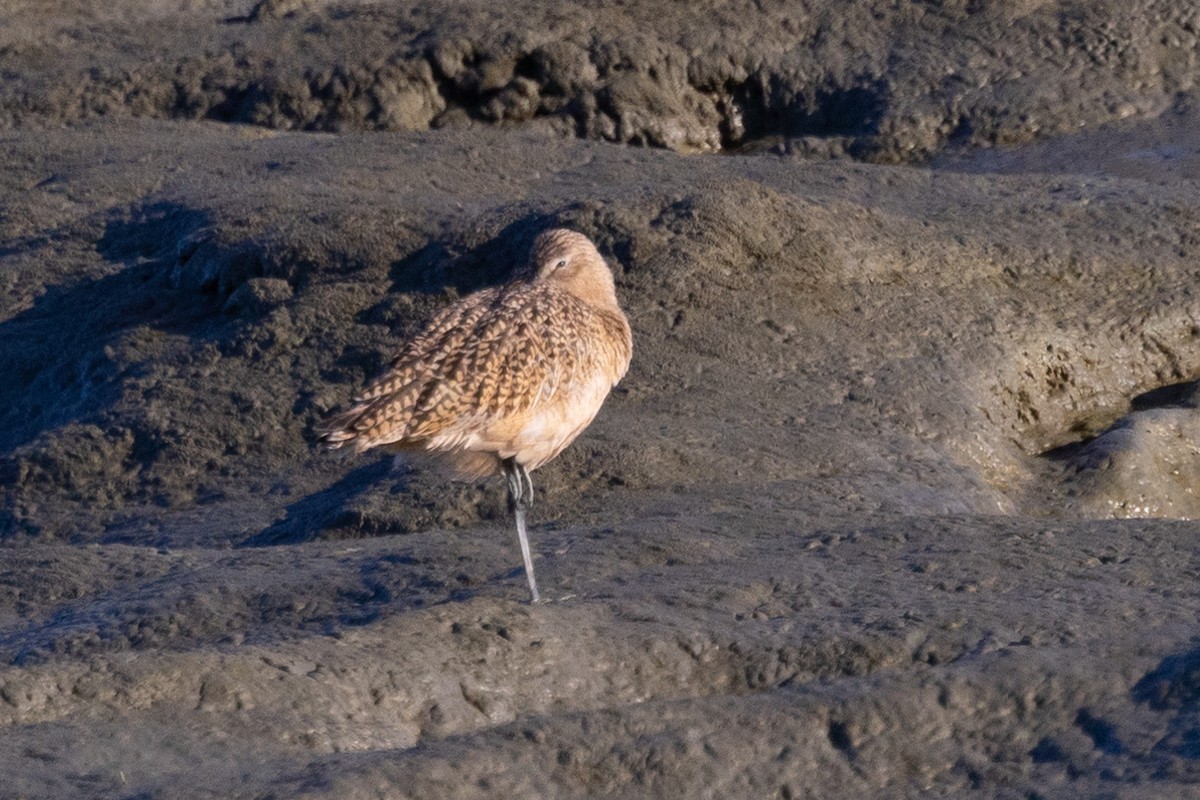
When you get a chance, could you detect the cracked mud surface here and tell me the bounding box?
[3,2,1200,798]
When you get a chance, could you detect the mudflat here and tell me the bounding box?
[3,2,1200,797]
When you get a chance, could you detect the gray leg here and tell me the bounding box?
[503,458,540,603]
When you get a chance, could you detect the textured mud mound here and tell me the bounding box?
[4,1,1200,160]
[5,2,1200,798]
[5,122,1200,542]
[4,512,1200,798]
[2,117,1200,797]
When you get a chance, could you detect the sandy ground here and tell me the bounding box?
[3,2,1200,798]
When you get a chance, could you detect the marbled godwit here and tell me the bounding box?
[317,229,632,602]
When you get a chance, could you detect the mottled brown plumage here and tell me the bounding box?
[316,228,632,601]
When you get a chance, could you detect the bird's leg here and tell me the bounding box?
[502,457,540,603]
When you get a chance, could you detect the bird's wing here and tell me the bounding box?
[318,284,608,452]
[315,287,503,449]
[403,285,590,441]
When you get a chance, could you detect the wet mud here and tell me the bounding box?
[3,2,1200,798]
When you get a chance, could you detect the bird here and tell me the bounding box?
[316,228,633,602]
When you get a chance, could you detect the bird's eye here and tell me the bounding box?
[555,259,568,269]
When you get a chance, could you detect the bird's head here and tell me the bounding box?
[525,229,619,306]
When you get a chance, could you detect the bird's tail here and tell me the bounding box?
[312,408,363,451]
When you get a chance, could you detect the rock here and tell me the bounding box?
[3,1,1199,158]
[1054,402,1200,519]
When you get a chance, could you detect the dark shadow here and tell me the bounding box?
[1038,434,1098,464]
[241,458,397,546]
[1131,646,1200,761]
[1039,379,1200,464]
[1131,379,1200,411]
[1133,647,1200,711]
[798,84,889,137]
[384,215,555,297]
[97,201,211,264]
[0,202,220,456]
[944,115,975,149]
[1029,736,1066,764]
[730,75,890,150]
[1074,709,1123,755]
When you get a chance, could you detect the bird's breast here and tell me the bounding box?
[477,367,616,471]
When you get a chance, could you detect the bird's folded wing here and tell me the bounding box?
[405,288,589,441]
[318,285,608,451]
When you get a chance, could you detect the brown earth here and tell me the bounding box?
[2,2,1200,798]
[4,0,1200,159]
